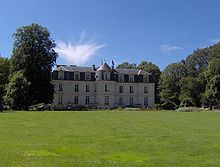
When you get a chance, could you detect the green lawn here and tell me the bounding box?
[1,111,220,167]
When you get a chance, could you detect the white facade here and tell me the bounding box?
[52,63,155,109]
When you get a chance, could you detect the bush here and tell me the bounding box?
[176,107,203,112]
[161,100,178,110]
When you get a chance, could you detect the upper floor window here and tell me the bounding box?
[75,73,79,80]
[75,84,79,92]
[119,86,123,93]
[105,84,109,92]
[58,84,63,91]
[130,86,133,93]
[144,86,148,93]
[86,84,90,92]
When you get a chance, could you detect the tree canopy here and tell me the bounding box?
[10,23,58,108]
[0,57,11,105]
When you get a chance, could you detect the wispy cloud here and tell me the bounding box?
[55,31,105,65]
[210,38,220,43]
[160,44,181,53]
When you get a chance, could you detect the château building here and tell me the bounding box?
[52,63,155,109]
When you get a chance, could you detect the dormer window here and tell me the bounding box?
[144,75,148,83]
[119,75,124,82]
[75,73,79,80]
[129,75,134,82]
[86,73,90,80]
[58,71,64,80]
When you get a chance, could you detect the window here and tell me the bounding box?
[144,75,148,83]
[58,95,63,104]
[130,86,133,93]
[130,97,134,106]
[75,73,79,80]
[75,84,79,92]
[119,86,123,93]
[58,72,64,80]
[58,84,63,91]
[144,86,148,93]
[105,96,109,105]
[144,97,148,106]
[119,97,123,105]
[74,96,78,105]
[85,96,90,105]
[129,76,134,82]
[86,84,90,92]
[104,72,109,80]
[86,74,90,80]
[105,84,109,92]
[119,75,123,82]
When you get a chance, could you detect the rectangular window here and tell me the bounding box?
[75,73,79,80]
[130,86,133,93]
[75,84,79,92]
[86,74,90,80]
[85,96,90,105]
[58,84,63,91]
[130,97,134,106]
[119,75,123,82]
[105,96,109,105]
[105,84,109,92]
[86,84,90,92]
[58,72,64,80]
[144,86,148,93]
[119,86,123,93]
[129,76,134,82]
[74,96,78,105]
[58,95,63,104]
[144,97,148,106]
[119,97,123,105]
[144,75,148,83]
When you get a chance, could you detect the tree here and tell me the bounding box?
[0,57,11,105]
[204,45,220,106]
[138,61,161,103]
[179,76,205,107]
[11,23,58,107]
[4,71,30,110]
[117,62,137,69]
[159,62,187,109]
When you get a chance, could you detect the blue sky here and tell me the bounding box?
[1,0,220,69]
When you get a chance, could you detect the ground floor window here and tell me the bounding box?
[105,96,109,105]
[85,96,90,105]
[130,97,134,106]
[119,97,123,105]
[58,95,63,104]
[144,97,148,106]
[74,96,78,105]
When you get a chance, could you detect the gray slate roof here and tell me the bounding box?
[96,63,111,71]
[56,64,152,75]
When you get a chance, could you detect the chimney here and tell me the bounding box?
[92,64,96,70]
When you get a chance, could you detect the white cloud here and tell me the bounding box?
[160,44,181,53]
[55,32,105,65]
[210,38,220,43]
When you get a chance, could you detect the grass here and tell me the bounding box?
[1,110,220,167]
